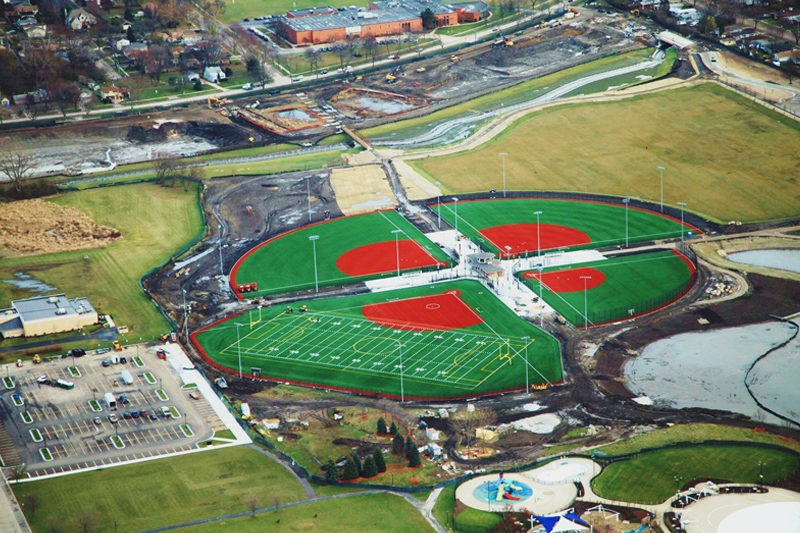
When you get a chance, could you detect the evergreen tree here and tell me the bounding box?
[362,456,378,478]
[389,421,398,435]
[392,432,405,455]
[352,451,363,477]
[377,417,388,434]
[373,448,387,473]
[341,458,359,481]
[408,445,421,468]
[325,460,339,483]
[405,435,415,459]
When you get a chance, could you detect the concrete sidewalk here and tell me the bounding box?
[0,475,31,533]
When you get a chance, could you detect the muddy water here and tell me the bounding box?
[728,249,800,274]
[624,321,800,425]
[353,96,416,115]
[2,272,57,293]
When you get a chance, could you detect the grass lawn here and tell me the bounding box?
[360,48,654,143]
[518,250,694,326]
[591,444,800,504]
[432,484,456,530]
[455,506,502,532]
[276,39,434,76]
[412,83,800,222]
[0,183,203,345]
[184,493,433,532]
[193,279,562,399]
[564,47,677,96]
[13,446,308,533]
[230,210,452,295]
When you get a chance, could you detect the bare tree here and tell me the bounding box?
[75,511,99,533]
[153,154,184,185]
[246,494,259,516]
[50,82,82,117]
[364,35,380,66]
[304,48,320,75]
[333,42,348,70]
[24,493,39,515]
[0,154,35,193]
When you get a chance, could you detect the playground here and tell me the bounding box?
[518,250,696,327]
[192,280,562,399]
[432,198,699,257]
[229,210,451,297]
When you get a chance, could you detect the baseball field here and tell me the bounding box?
[230,210,452,297]
[193,280,562,399]
[518,250,695,327]
[433,198,698,257]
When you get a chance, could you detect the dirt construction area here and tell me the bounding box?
[329,164,395,215]
[0,344,226,478]
[0,199,121,256]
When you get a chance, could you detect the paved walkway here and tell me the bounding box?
[0,474,31,533]
[246,443,316,499]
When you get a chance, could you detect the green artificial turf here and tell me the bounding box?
[434,198,692,256]
[231,210,452,296]
[518,250,694,326]
[193,279,562,399]
[592,444,800,504]
[13,446,308,533]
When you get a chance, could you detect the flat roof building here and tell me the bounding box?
[0,294,98,338]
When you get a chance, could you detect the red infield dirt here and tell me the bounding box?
[361,290,484,331]
[336,240,445,276]
[522,267,606,293]
[478,223,591,256]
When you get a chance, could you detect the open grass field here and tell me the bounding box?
[231,210,452,297]
[0,183,203,346]
[518,250,695,326]
[184,493,433,532]
[193,280,562,399]
[434,198,696,256]
[12,446,308,533]
[412,84,800,222]
[591,444,800,504]
[359,48,654,143]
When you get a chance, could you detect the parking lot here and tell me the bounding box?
[0,344,228,478]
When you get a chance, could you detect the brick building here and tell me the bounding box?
[276,0,489,45]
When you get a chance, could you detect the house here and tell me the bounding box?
[773,49,800,65]
[121,42,148,61]
[24,23,46,38]
[100,85,131,104]
[1,96,9,107]
[185,71,201,81]
[12,3,38,18]
[12,88,50,106]
[0,294,98,339]
[115,37,130,51]
[67,8,97,31]
[15,15,38,27]
[203,65,226,82]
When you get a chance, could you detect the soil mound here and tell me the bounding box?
[0,198,121,256]
[126,121,247,146]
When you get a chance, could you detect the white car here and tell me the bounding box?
[242,83,252,90]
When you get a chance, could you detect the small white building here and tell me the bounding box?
[203,66,226,83]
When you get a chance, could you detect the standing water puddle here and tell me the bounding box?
[624,321,800,425]
[2,272,57,293]
[727,249,800,274]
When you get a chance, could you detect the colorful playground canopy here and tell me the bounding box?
[532,513,590,533]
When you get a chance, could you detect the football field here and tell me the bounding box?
[193,280,562,399]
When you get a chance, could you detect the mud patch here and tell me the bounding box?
[330,88,427,119]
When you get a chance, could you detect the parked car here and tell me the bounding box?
[93,416,101,425]
[123,411,132,419]
[149,412,158,421]
[131,410,140,418]
[108,414,118,423]
[102,360,111,367]
[120,394,129,404]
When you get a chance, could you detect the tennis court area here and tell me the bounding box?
[193,281,562,399]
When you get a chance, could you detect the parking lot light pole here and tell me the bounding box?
[622,198,630,247]
[392,229,403,276]
[533,210,543,261]
[678,202,687,250]
[218,224,224,279]
[309,235,320,292]
[580,275,592,330]
[234,322,244,378]
[522,336,529,393]
[657,165,665,212]
[436,181,441,229]
[499,152,508,198]
[182,289,189,345]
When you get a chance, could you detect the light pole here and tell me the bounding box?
[453,197,459,236]
[398,343,405,403]
[234,322,244,378]
[306,175,312,223]
[533,210,542,261]
[521,336,529,393]
[677,202,687,251]
[622,198,630,247]
[580,275,591,330]
[182,289,189,345]
[657,165,665,212]
[436,181,441,229]
[218,224,224,279]
[538,267,544,327]
[309,235,320,292]
[392,229,403,276]
[499,152,508,198]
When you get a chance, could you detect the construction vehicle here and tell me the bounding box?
[449,55,459,62]
[207,96,231,108]
[385,73,397,84]
[630,8,640,15]
[113,340,122,352]
[214,377,229,389]
[33,354,41,364]
[415,66,426,73]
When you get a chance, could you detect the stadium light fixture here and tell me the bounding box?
[399,342,405,403]
[182,289,189,345]
[499,152,508,198]
[453,197,459,236]
[306,175,312,223]
[622,198,630,247]
[309,235,320,292]
[436,181,441,229]
[533,210,543,261]
[521,335,529,394]
[580,275,592,330]
[678,202,687,250]
[218,224,225,282]
[392,229,403,276]
[657,166,665,212]
[234,322,245,378]
[538,267,544,327]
